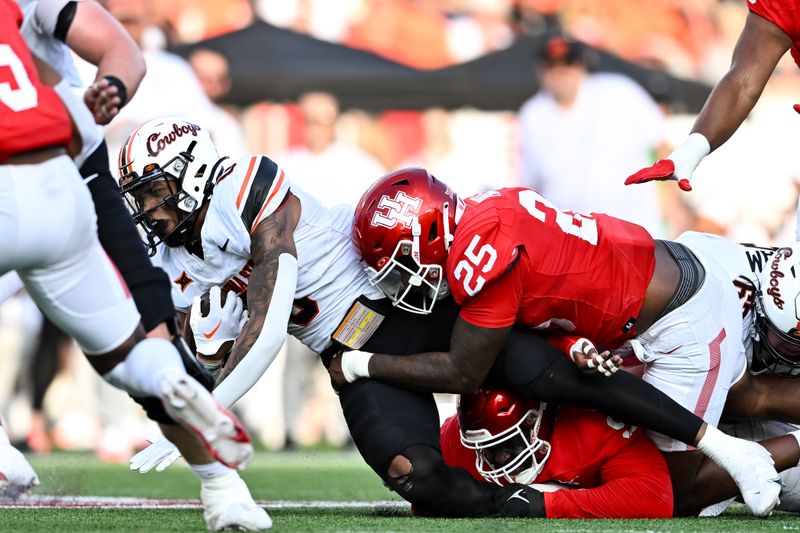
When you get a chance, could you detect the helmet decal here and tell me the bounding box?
[371,191,423,229]
[146,122,203,157]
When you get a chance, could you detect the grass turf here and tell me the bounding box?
[0,451,793,532]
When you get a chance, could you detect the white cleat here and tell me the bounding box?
[201,471,272,531]
[160,375,253,469]
[0,444,39,500]
[717,439,781,516]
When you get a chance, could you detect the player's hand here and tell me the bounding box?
[569,338,621,377]
[84,78,122,125]
[190,287,246,360]
[129,437,181,473]
[625,159,692,191]
[327,352,347,392]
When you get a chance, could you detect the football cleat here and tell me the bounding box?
[160,375,253,469]
[201,471,272,531]
[0,444,39,500]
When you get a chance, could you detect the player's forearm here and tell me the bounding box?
[544,476,672,519]
[691,70,765,152]
[213,254,297,407]
[367,352,480,394]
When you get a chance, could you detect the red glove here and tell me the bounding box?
[625,159,692,191]
[794,103,800,115]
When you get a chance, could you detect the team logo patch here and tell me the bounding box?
[371,192,422,229]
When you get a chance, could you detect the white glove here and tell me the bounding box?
[129,437,182,473]
[190,287,247,359]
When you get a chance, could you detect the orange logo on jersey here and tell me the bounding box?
[174,271,193,292]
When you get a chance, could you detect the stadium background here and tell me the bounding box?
[2,0,800,529]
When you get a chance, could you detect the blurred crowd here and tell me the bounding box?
[2,0,800,461]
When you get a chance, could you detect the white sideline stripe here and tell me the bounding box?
[0,496,410,510]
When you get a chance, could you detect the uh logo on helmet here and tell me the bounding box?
[754,243,800,376]
[353,168,462,314]
[118,117,226,254]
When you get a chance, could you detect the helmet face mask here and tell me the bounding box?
[366,238,447,315]
[353,168,462,315]
[118,118,223,255]
[458,389,552,486]
[752,245,800,377]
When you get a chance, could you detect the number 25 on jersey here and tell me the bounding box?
[454,190,598,297]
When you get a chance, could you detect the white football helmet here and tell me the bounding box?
[458,389,551,486]
[753,244,800,376]
[118,117,225,254]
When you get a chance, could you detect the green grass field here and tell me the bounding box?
[0,451,796,532]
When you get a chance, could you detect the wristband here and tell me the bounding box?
[668,132,710,184]
[341,352,372,383]
[102,75,128,107]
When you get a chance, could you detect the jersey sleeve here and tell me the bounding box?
[31,0,77,41]
[544,431,673,518]
[457,255,525,328]
[448,193,527,327]
[748,0,797,41]
[211,154,291,256]
[232,154,290,234]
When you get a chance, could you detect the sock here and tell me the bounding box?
[102,337,185,397]
[190,462,235,481]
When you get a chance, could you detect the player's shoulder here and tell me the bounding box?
[447,189,525,301]
[213,153,290,233]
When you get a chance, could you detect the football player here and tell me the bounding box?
[119,117,746,520]
[118,116,555,519]
[332,168,782,516]
[625,0,799,192]
[10,2,270,529]
[444,388,800,518]
[0,0,256,520]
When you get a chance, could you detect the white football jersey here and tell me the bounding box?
[152,154,383,353]
[677,231,776,357]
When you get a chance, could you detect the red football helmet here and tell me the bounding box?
[458,389,551,486]
[352,168,463,314]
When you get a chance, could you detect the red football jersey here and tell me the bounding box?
[446,188,655,348]
[748,0,800,68]
[0,0,72,162]
[440,406,673,519]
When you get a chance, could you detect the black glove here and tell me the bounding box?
[493,483,546,517]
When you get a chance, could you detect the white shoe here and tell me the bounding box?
[201,471,272,531]
[717,439,781,516]
[160,375,253,469]
[0,444,39,500]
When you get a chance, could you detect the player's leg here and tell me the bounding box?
[0,419,38,500]
[9,156,252,464]
[80,141,174,335]
[724,370,800,423]
[339,378,542,517]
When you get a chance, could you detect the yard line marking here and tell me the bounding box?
[0,496,410,510]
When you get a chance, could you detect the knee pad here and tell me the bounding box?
[386,445,498,517]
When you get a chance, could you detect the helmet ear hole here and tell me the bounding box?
[428,220,438,244]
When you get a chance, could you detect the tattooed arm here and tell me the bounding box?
[332,317,510,394]
[212,194,300,407]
